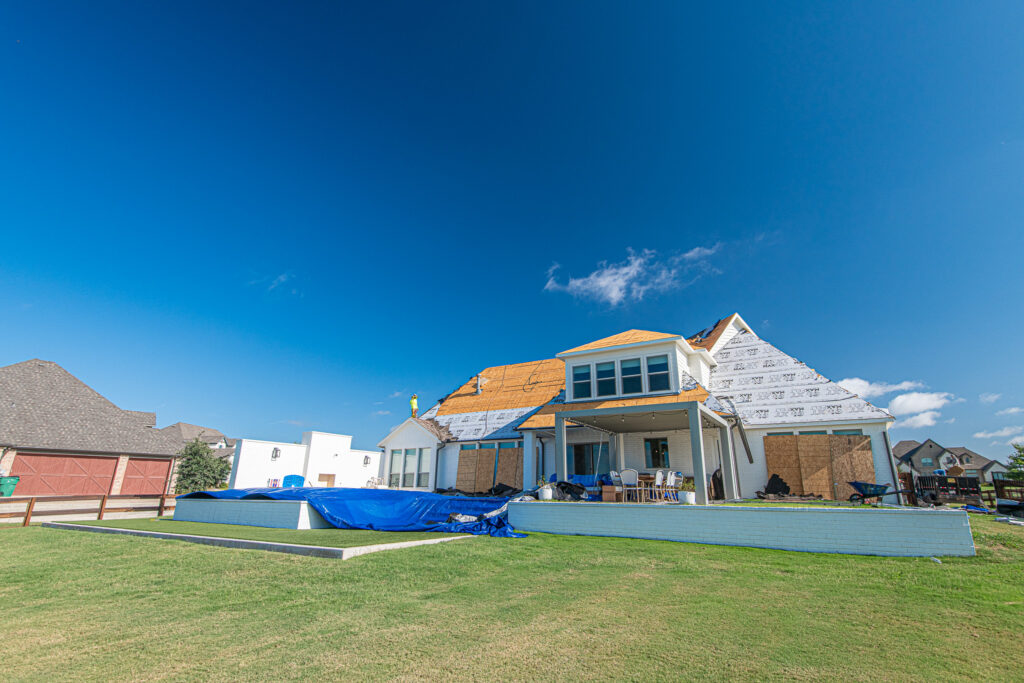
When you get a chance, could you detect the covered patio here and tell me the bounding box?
[549,401,741,505]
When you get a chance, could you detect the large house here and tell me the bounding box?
[894,439,1008,483]
[378,314,898,503]
[0,359,181,496]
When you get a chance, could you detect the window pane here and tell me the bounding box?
[478,443,496,449]
[833,429,863,436]
[596,362,616,397]
[644,438,669,468]
[647,355,670,392]
[572,365,592,399]
[403,449,417,487]
[621,358,641,393]
[498,442,517,449]
[417,448,430,487]
[460,444,478,450]
[572,365,591,381]
[389,450,402,487]
[573,380,592,399]
[596,362,615,379]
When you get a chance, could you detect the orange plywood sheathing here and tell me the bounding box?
[436,358,565,417]
[517,388,711,431]
[764,435,803,495]
[830,435,875,500]
[687,314,737,351]
[798,435,834,498]
[560,329,680,355]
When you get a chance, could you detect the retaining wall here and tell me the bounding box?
[173,498,332,529]
[508,502,976,557]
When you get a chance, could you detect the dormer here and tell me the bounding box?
[556,329,715,403]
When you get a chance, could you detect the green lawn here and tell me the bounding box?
[60,517,460,547]
[0,516,1022,681]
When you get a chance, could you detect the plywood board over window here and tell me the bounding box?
[764,434,875,500]
[475,449,497,492]
[455,452,478,492]
[495,448,524,489]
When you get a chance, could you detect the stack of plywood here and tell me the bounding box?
[764,434,874,500]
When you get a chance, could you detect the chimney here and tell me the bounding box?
[476,375,483,395]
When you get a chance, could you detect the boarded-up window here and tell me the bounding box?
[764,434,874,499]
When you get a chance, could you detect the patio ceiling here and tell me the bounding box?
[563,407,722,434]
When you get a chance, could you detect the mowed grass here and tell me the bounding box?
[0,517,1021,681]
[60,518,460,547]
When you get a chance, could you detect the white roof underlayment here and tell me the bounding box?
[418,404,536,441]
[708,331,892,426]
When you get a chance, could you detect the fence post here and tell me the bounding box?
[22,497,36,526]
[98,495,108,520]
[158,495,166,517]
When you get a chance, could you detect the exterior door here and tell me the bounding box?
[10,454,118,496]
[119,458,172,495]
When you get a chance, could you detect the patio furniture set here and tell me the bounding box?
[604,470,695,503]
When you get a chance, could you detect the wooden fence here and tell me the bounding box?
[0,494,176,526]
[993,479,1024,503]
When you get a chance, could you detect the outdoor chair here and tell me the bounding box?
[664,471,678,502]
[620,468,644,503]
[608,470,625,501]
[651,470,665,501]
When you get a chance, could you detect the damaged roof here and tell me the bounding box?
[687,314,738,352]
[435,358,564,416]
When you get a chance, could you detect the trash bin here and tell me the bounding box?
[0,476,19,497]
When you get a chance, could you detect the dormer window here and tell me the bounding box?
[621,359,642,394]
[572,365,592,399]
[596,362,616,397]
[647,355,670,392]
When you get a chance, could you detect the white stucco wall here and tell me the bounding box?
[229,431,383,489]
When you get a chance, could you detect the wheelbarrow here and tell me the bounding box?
[847,481,912,503]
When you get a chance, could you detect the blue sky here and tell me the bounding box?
[2,2,1023,457]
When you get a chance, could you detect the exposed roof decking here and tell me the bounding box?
[435,358,564,416]
[687,314,737,352]
[558,329,681,356]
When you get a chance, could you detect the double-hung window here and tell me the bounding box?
[389,449,402,487]
[646,355,670,392]
[620,358,642,394]
[403,448,419,487]
[596,361,616,397]
[572,365,592,399]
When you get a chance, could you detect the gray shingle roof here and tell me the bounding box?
[159,422,229,446]
[0,359,179,456]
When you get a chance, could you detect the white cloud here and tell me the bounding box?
[979,392,1002,404]
[945,417,956,424]
[888,392,956,416]
[972,426,1023,439]
[387,390,403,399]
[373,410,391,416]
[1010,436,1024,447]
[250,271,301,296]
[893,411,941,429]
[838,378,925,399]
[544,246,720,307]
[996,407,1023,416]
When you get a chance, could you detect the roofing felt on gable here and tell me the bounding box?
[0,359,180,456]
[558,329,681,355]
[435,358,565,416]
[707,331,892,426]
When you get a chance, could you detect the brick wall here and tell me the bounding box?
[508,502,976,557]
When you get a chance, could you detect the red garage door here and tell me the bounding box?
[120,458,171,495]
[10,454,118,496]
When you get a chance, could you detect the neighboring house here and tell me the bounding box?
[894,439,1007,482]
[377,314,898,503]
[160,421,237,471]
[229,431,382,489]
[0,359,180,496]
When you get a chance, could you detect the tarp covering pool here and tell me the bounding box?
[178,487,524,537]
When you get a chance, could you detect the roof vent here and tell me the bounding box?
[476,375,483,395]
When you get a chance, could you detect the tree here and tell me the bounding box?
[174,437,231,493]
[1007,443,1024,482]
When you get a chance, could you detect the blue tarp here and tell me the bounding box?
[179,487,525,538]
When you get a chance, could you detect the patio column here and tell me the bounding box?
[718,424,739,499]
[688,406,708,505]
[615,433,626,471]
[522,431,537,489]
[555,414,567,482]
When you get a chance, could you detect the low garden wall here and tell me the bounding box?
[173,498,332,529]
[507,502,976,557]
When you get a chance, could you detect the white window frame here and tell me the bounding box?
[388,446,432,488]
[569,352,678,401]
